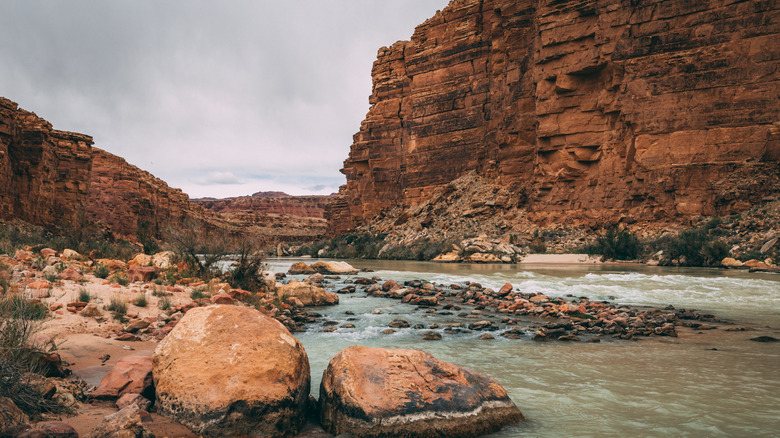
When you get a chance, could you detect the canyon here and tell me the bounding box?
[327,0,780,236]
[0,97,325,244]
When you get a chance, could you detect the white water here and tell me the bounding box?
[267,258,780,437]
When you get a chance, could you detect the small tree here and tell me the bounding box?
[165,220,232,279]
[227,237,268,293]
[586,227,642,261]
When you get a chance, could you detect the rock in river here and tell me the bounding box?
[278,280,339,306]
[318,345,523,437]
[310,261,358,275]
[153,305,310,437]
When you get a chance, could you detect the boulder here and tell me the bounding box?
[319,346,523,437]
[91,356,154,400]
[61,249,82,261]
[721,257,744,268]
[310,261,358,275]
[130,253,153,266]
[381,279,401,292]
[60,267,84,281]
[467,253,503,263]
[288,262,316,275]
[128,265,158,282]
[433,251,462,263]
[151,251,175,269]
[210,292,234,305]
[153,305,310,437]
[278,280,339,306]
[87,404,153,438]
[81,303,103,318]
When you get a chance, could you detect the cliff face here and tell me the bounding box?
[0,97,229,240]
[328,0,780,234]
[0,97,93,228]
[193,193,331,219]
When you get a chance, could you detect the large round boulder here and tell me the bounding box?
[153,305,311,437]
[278,280,339,306]
[318,345,523,437]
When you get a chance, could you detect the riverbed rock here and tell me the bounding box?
[319,346,523,437]
[91,355,154,400]
[35,421,79,438]
[288,262,316,275]
[278,280,339,306]
[310,261,358,275]
[721,257,744,268]
[153,305,310,437]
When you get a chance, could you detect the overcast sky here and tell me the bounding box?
[0,1,449,198]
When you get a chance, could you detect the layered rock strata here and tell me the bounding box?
[318,345,523,437]
[328,0,780,234]
[153,305,311,437]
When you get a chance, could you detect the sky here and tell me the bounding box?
[0,1,450,198]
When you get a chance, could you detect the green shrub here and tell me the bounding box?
[44,273,59,284]
[585,228,642,261]
[190,289,207,300]
[665,228,729,267]
[93,263,109,279]
[111,274,130,286]
[133,293,148,307]
[78,288,91,303]
[158,297,172,311]
[106,296,127,318]
[0,294,67,417]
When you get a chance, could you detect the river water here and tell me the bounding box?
[265,258,780,437]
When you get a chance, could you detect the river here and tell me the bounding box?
[265,258,780,437]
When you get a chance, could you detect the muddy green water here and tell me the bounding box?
[267,258,780,437]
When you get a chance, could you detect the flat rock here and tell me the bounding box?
[310,261,358,275]
[91,355,154,400]
[318,345,523,437]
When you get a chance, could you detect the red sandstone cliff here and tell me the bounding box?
[327,0,780,235]
[193,192,331,219]
[0,98,234,241]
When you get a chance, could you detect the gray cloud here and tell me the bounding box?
[0,0,450,197]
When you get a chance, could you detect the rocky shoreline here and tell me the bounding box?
[1,248,775,437]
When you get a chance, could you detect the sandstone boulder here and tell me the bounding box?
[318,345,523,437]
[310,261,358,275]
[721,257,744,268]
[278,280,339,306]
[151,251,175,269]
[153,305,310,437]
[130,253,153,266]
[433,251,462,263]
[91,355,154,400]
[128,265,158,282]
[467,253,503,263]
[288,262,316,275]
[61,249,82,261]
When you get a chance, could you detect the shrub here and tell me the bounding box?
[106,296,127,318]
[111,274,130,286]
[93,263,109,279]
[158,297,172,311]
[227,239,267,292]
[44,273,59,284]
[665,228,729,267]
[133,293,148,307]
[529,230,547,254]
[0,294,67,417]
[78,288,91,303]
[585,228,642,261]
[190,289,207,300]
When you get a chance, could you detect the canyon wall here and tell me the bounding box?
[0,97,229,240]
[0,97,93,228]
[328,0,780,235]
[194,192,331,219]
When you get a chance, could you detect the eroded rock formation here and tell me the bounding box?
[328,0,780,234]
